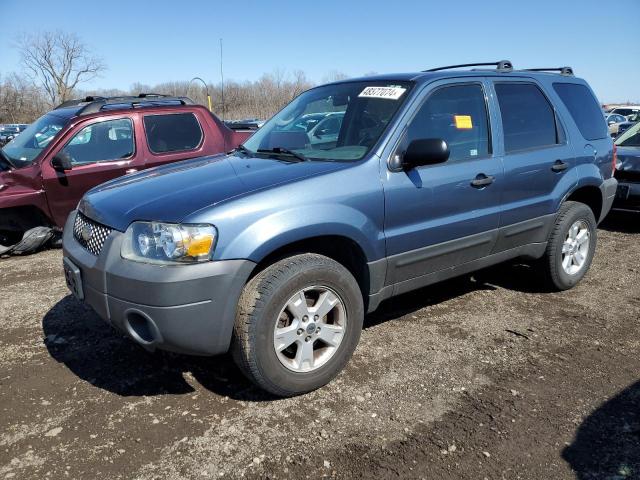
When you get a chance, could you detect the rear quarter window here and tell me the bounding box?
[552,83,608,141]
[143,113,203,154]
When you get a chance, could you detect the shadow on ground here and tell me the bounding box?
[42,296,274,401]
[599,210,640,234]
[563,379,640,479]
[42,261,548,400]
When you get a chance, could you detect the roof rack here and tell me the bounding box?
[424,60,513,73]
[54,93,195,115]
[522,67,574,76]
[55,96,108,109]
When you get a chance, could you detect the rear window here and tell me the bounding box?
[143,113,203,154]
[495,83,558,153]
[553,83,608,141]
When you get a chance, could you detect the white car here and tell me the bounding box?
[605,113,628,137]
[610,106,640,119]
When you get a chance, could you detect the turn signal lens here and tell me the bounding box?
[185,233,215,257]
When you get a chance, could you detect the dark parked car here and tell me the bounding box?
[0,125,24,146]
[613,122,640,210]
[0,94,252,250]
[63,61,616,396]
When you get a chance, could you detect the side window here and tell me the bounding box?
[495,83,558,153]
[404,84,490,162]
[63,118,134,165]
[553,83,608,141]
[143,113,203,154]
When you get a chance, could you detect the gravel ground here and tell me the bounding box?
[0,212,638,479]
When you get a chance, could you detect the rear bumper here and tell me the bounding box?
[612,180,640,211]
[600,177,619,220]
[62,211,255,355]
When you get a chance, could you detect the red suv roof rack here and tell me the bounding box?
[54,94,195,115]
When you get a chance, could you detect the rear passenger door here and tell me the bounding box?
[142,112,206,169]
[490,81,577,251]
[383,80,503,286]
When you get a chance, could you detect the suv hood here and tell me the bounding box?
[81,153,349,231]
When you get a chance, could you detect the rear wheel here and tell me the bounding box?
[232,253,364,397]
[540,201,597,290]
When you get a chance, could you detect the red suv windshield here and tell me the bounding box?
[2,112,70,168]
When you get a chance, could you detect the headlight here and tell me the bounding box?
[121,222,217,264]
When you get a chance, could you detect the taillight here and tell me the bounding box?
[612,143,617,177]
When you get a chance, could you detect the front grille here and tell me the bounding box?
[615,169,640,184]
[73,212,112,256]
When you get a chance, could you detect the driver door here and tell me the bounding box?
[41,115,142,227]
[382,80,504,286]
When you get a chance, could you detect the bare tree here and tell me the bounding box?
[322,70,349,83]
[16,31,105,106]
[0,73,48,123]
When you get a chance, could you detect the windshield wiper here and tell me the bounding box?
[257,147,308,162]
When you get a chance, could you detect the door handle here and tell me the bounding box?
[125,168,138,175]
[551,160,568,172]
[470,174,495,188]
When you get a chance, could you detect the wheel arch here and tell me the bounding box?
[248,234,373,308]
[563,185,603,222]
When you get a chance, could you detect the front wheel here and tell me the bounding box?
[540,201,597,290]
[231,254,364,397]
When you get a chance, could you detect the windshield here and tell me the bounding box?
[616,122,640,147]
[242,80,413,161]
[1,113,69,168]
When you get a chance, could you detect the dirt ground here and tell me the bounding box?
[0,211,638,480]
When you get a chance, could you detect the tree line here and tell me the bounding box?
[0,31,350,124]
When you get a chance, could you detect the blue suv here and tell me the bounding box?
[62,61,617,396]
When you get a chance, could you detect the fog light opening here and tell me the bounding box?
[125,311,159,345]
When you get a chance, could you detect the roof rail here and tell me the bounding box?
[424,60,513,73]
[78,96,194,115]
[55,94,195,115]
[522,67,574,76]
[55,96,108,109]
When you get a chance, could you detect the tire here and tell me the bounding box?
[540,201,597,290]
[231,253,364,397]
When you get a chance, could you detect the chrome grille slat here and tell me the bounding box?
[73,212,112,256]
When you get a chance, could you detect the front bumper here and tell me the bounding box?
[612,181,640,211]
[62,211,256,355]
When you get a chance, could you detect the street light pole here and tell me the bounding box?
[189,76,212,112]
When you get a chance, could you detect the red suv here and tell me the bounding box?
[0,94,252,249]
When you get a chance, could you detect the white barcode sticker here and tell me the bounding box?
[358,86,407,100]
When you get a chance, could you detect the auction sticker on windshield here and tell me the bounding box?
[358,86,407,100]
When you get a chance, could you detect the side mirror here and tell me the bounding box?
[402,138,450,169]
[51,151,73,172]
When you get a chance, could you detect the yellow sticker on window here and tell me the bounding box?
[454,115,473,129]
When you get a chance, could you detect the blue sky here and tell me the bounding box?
[1,0,638,103]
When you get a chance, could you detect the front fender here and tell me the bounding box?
[217,203,384,263]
